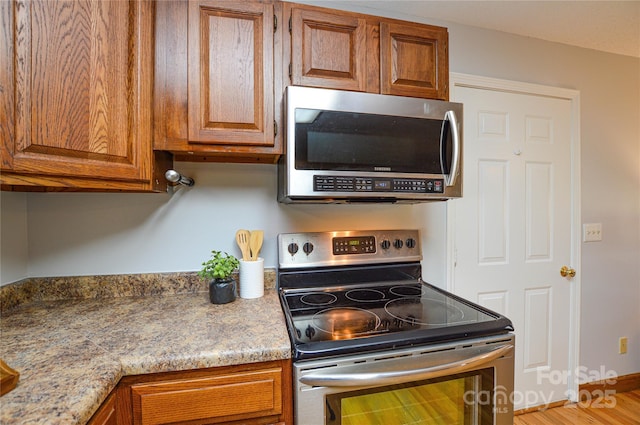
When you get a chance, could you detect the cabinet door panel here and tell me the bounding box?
[188,1,274,146]
[290,8,366,91]
[380,21,449,100]
[4,0,153,183]
[131,368,282,425]
[88,392,117,425]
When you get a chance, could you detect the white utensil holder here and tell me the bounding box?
[239,258,264,299]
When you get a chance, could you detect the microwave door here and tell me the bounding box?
[440,110,461,187]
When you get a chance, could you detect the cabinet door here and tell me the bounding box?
[380,21,449,100]
[187,1,274,147]
[88,392,117,425]
[131,367,282,425]
[1,0,158,190]
[290,6,367,92]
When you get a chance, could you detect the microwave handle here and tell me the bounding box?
[299,343,513,388]
[443,110,460,187]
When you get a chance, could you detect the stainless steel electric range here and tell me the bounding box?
[277,230,515,425]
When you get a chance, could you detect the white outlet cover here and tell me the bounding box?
[583,223,602,242]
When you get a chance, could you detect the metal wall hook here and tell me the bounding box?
[165,169,194,194]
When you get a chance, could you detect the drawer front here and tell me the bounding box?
[131,368,282,425]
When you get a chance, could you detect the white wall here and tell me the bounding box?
[0,192,28,283]
[1,163,446,285]
[1,1,638,382]
[16,163,441,278]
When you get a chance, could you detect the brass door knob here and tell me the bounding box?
[560,266,576,278]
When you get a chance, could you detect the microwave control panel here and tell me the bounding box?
[313,176,444,193]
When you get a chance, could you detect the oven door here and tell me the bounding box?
[294,335,514,425]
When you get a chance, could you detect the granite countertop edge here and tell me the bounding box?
[0,271,292,425]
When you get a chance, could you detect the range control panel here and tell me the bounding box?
[333,236,376,255]
[314,176,444,193]
[278,230,421,269]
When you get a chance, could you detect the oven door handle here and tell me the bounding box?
[299,343,513,388]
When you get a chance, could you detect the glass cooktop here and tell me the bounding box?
[280,280,514,360]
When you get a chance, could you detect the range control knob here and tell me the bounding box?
[393,239,404,249]
[381,239,391,250]
[287,243,299,255]
[406,238,416,249]
[303,242,314,255]
[305,325,316,339]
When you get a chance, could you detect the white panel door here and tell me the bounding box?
[451,82,577,410]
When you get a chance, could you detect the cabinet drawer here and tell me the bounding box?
[131,368,282,425]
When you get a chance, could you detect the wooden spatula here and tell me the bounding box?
[250,230,264,261]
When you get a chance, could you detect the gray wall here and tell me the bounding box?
[1,2,638,383]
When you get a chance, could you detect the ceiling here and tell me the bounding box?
[337,1,640,58]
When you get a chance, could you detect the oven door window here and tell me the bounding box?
[325,369,494,425]
[294,109,451,174]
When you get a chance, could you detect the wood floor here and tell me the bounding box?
[514,389,640,424]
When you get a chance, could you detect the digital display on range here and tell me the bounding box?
[333,236,376,255]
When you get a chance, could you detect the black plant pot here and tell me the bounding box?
[208,278,236,304]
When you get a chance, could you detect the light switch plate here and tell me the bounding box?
[583,223,602,242]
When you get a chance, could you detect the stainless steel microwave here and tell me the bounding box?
[278,86,463,204]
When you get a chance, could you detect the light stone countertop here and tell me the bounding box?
[0,275,291,425]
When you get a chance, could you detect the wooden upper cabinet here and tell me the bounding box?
[0,0,168,191]
[154,0,281,163]
[290,7,367,91]
[285,2,449,100]
[188,1,274,147]
[380,20,449,100]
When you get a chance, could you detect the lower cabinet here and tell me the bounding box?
[88,392,118,425]
[89,360,292,425]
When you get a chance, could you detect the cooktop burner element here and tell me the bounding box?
[345,288,386,302]
[278,230,513,360]
[312,307,380,339]
[300,292,337,306]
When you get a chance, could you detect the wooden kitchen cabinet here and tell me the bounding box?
[87,392,118,425]
[0,0,171,192]
[379,20,449,100]
[288,6,368,92]
[154,0,283,163]
[115,360,292,425]
[285,2,449,100]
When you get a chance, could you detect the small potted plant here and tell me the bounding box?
[199,250,240,304]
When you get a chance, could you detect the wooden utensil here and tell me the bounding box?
[235,229,251,261]
[0,359,19,396]
[249,230,264,261]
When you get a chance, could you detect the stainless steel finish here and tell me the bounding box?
[278,86,463,204]
[444,109,460,187]
[299,344,513,387]
[165,169,194,187]
[294,334,515,425]
[278,229,421,269]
